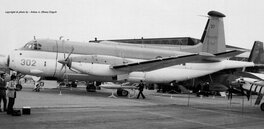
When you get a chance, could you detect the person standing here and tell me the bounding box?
[6,75,17,114]
[0,73,7,112]
[137,80,146,99]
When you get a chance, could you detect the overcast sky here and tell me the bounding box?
[0,0,263,55]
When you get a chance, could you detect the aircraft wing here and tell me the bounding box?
[246,72,264,80]
[240,77,264,86]
[111,54,204,72]
[236,72,264,81]
[111,50,244,72]
[204,50,245,62]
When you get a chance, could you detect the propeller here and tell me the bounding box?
[229,77,251,100]
[58,47,74,72]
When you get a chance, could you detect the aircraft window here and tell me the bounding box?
[24,44,30,49]
[28,44,33,49]
[33,43,42,50]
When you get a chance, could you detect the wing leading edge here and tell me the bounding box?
[111,50,245,72]
[111,54,204,72]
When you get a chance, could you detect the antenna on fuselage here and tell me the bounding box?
[33,36,37,43]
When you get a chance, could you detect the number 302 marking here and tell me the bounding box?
[21,59,36,66]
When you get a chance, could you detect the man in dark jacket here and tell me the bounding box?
[137,80,145,99]
[0,73,7,112]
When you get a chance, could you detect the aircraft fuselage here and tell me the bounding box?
[8,39,254,83]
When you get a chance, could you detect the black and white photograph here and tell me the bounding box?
[0,0,264,128]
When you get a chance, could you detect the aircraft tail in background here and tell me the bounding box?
[201,11,226,54]
[248,41,264,64]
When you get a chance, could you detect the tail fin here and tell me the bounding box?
[202,11,226,54]
[248,41,264,64]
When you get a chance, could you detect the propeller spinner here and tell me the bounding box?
[58,47,74,71]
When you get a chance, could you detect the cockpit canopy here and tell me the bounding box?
[19,39,57,52]
[19,39,77,53]
[23,40,42,50]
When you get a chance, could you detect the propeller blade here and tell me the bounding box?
[69,68,79,73]
[66,47,74,60]
[60,64,65,71]
[58,46,74,72]
[58,58,72,69]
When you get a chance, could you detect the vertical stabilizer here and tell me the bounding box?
[202,11,226,54]
[248,41,264,64]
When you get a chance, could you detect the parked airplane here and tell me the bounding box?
[235,72,264,111]
[2,11,256,95]
[193,41,264,97]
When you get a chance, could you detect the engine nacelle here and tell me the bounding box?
[71,62,125,76]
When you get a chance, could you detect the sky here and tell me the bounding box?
[0,0,264,55]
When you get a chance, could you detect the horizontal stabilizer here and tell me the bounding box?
[112,54,204,72]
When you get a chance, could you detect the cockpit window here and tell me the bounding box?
[33,43,41,50]
[23,42,42,50]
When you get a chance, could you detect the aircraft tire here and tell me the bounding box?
[260,103,264,111]
[117,89,128,96]
[121,90,129,96]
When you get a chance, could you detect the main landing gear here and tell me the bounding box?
[86,81,101,92]
[86,82,96,92]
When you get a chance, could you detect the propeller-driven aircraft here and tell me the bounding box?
[231,41,264,111]
[1,11,257,95]
[236,72,264,111]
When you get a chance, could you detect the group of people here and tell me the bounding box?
[0,73,17,114]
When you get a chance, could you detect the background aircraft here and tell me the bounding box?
[97,10,226,55]
[235,72,264,111]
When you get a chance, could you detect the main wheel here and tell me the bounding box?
[260,103,264,111]
[121,90,129,96]
[117,89,129,96]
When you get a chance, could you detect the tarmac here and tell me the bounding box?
[0,84,264,129]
